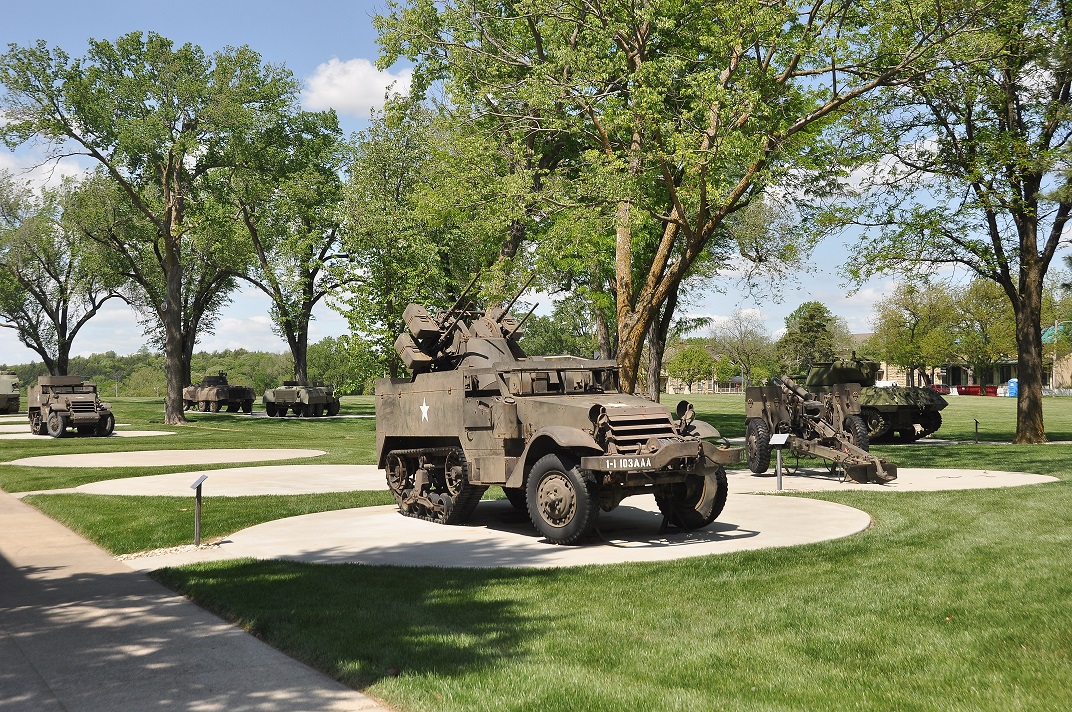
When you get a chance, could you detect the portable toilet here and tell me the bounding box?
[1008,378,1018,397]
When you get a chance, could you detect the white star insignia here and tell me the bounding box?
[420,398,430,422]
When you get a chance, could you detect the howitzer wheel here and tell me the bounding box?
[745,418,772,474]
[655,466,728,530]
[845,415,870,451]
[526,452,598,545]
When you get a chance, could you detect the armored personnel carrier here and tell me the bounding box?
[263,381,341,417]
[1,370,19,414]
[801,356,947,442]
[374,281,741,545]
[27,376,114,437]
[183,372,256,413]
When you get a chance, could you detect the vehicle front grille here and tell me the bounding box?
[69,400,97,414]
[604,412,677,453]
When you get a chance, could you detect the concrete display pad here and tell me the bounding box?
[728,467,1057,493]
[6,448,325,468]
[123,494,873,571]
[19,464,385,497]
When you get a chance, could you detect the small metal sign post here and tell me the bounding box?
[769,434,791,491]
[190,475,208,546]
[974,419,979,444]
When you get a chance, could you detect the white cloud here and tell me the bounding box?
[302,58,412,118]
[0,149,89,190]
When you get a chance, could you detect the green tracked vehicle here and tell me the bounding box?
[374,279,742,545]
[801,356,948,442]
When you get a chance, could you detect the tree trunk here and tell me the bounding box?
[162,235,187,425]
[1013,281,1046,443]
[291,325,309,382]
[595,305,615,360]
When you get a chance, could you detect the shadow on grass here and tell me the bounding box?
[152,559,545,690]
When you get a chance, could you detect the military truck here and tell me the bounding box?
[374,281,742,545]
[1,370,19,414]
[183,372,256,413]
[263,381,341,417]
[801,356,948,442]
[27,376,114,438]
[745,375,896,483]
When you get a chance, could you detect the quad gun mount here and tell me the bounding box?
[745,375,897,484]
[376,278,742,545]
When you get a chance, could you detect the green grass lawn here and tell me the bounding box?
[4,393,1072,710]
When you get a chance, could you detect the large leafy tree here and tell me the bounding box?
[777,301,851,373]
[0,32,299,423]
[220,109,349,382]
[709,309,776,389]
[868,281,958,385]
[376,0,987,391]
[0,172,125,374]
[844,0,1072,442]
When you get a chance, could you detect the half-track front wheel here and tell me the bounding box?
[845,414,870,451]
[745,418,772,474]
[526,453,598,545]
[654,467,728,530]
[46,412,66,438]
[96,412,115,437]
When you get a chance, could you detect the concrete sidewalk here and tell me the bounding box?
[0,490,386,712]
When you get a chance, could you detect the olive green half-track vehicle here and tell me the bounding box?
[183,372,256,413]
[375,283,742,545]
[1,370,19,414]
[27,376,114,438]
[801,356,947,442]
[263,381,341,417]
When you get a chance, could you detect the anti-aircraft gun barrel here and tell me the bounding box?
[507,302,538,340]
[497,273,537,323]
[430,271,483,353]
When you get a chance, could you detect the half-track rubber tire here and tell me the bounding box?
[96,412,115,437]
[845,414,870,452]
[745,418,772,474]
[655,466,728,530]
[46,412,66,438]
[525,453,598,545]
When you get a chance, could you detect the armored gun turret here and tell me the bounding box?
[802,355,947,442]
[375,278,742,545]
[745,375,896,483]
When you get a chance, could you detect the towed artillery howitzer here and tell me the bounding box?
[745,375,896,484]
[375,277,743,544]
[801,356,947,442]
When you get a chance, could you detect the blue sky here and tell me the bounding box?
[2,0,900,367]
